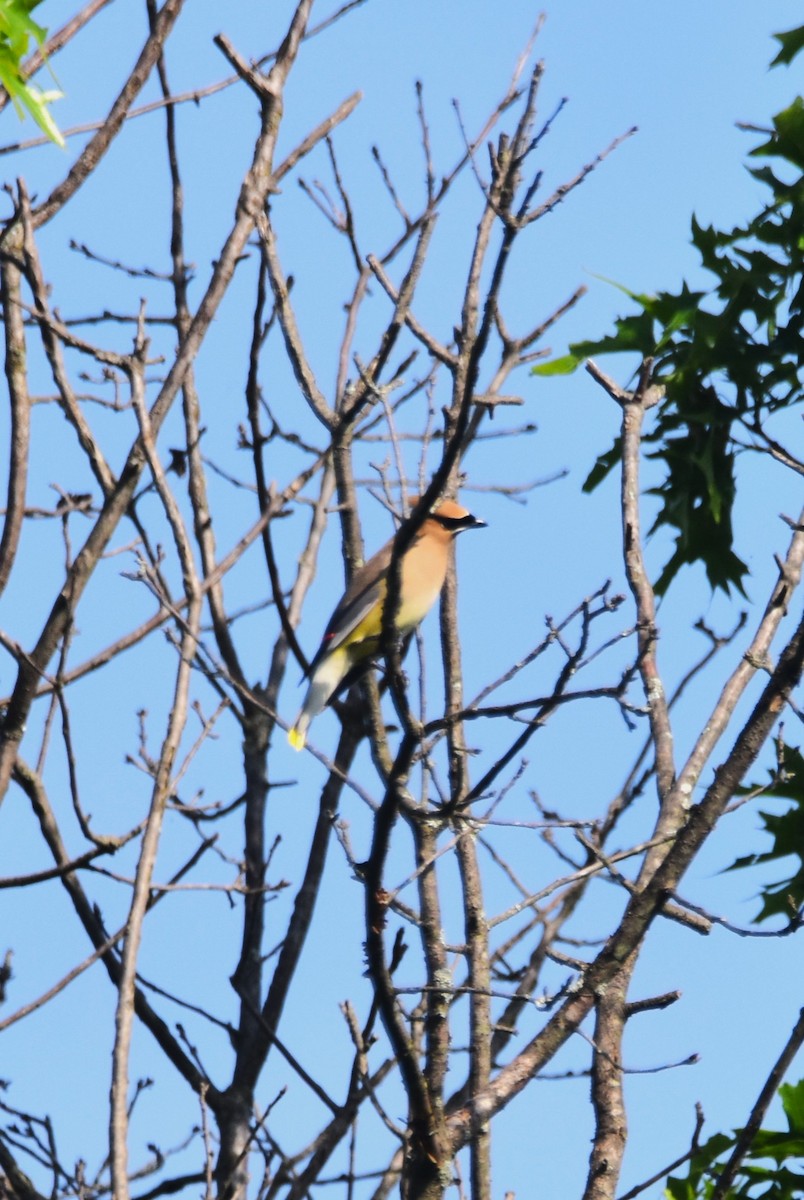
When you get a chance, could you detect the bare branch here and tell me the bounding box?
[0,215,30,598]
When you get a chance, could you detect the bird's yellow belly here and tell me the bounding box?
[347,574,441,662]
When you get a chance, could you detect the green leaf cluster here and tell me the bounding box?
[665,1079,804,1199]
[534,25,804,596]
[728,742,804,924]
[0,0,64,147]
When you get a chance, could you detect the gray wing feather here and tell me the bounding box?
[306,543,392,676]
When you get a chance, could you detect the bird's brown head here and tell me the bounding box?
[427,498,487,537]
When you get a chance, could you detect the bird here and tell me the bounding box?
[288,497,486,750]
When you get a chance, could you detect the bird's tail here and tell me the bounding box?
[288,717,309,752]
[287,652,346,751]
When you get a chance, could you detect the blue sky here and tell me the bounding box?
[1,3,803,1198]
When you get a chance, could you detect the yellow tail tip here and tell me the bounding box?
[288,725,306,752]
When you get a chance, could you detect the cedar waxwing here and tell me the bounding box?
[288,499,486,750]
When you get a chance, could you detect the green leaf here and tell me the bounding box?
[0,0,64,147]
[645,385,749,597]
[15,79,64,145]
[530,353,584,377]
[740,745,804,806]
[770,24,804,68]
[570,307,659,359]
[0,0,47,58]
[751,98,804,171]
[726,745,804,923]
[781,1080,804,1137]
[586,270,654,307]
[662,1176,694,1200]
[664,1132,734,1200]
[582,436,622,493]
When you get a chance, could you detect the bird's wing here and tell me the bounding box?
[305,542,393,677]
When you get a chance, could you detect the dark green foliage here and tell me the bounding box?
[728,743,804,924]
[534,25,804,596]
[665,1080,804,1199]
[582,435,622,493]
[664,1134,734,1200]
[771,25,804,68]
[646,381,747,596]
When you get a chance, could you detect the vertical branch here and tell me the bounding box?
[364,740,451,1198]
[150,0,248,696]
[454,826,491,1200]
[20,191,116,496]
[586,360,677,865]
[583,983,627,1200]
[439,565,468,803]
[110,355,202,1200]
[258,213,334,430]
[109,589,202,1194]
[575,361,668,1200]
[615,367,676,808]
[411,820,450,1117]
[245,248,325,693]
[0,217,30,599]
